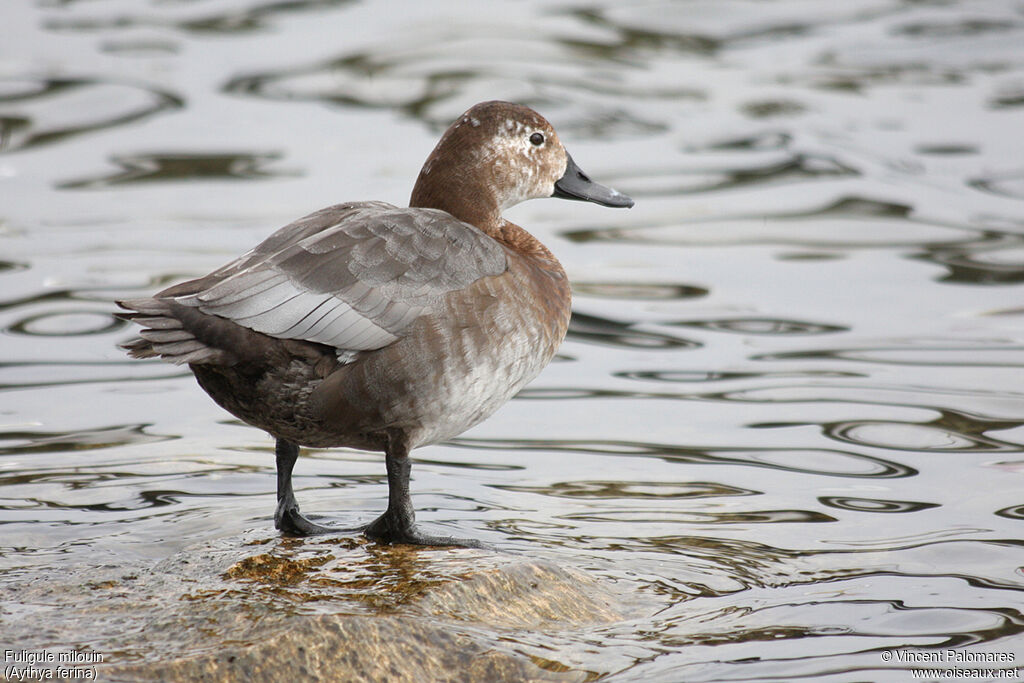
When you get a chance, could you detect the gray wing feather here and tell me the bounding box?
[170,202,507,352]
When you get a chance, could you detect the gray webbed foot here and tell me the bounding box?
[274,497,356,537]
[362,512,487,548]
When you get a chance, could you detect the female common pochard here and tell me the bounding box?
[117,101,633,546]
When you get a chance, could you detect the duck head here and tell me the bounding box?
[410,101,633,227]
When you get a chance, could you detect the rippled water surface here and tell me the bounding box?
[3,0,1024,680]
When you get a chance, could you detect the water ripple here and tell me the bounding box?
[448,438,916,479]
[602,152,858,199]
[563,196,977,249]
[615,369,863,383]
[572,282,707,301]
[818,496,940,514]
[58,151,296,189]
[670,317,846,336]
[567,312,700,350]
[495,480,760,500]
[562,508,836,524]
[994,504,1024,520]
[0,424,174,457]
[8,310,121,337]
[220,23,667,135]
[753,340,1024,368]
[0,360,186,392]
[823,415,1024,453]
[42,0,356,35]
[0,77,182,153]
[587,536,1024,595]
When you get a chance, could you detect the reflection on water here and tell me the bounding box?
[567,311,700,349]
[0,77,182,152]
[572,280,708,300]
[58,151,294,189]
[450,437,918,478]
[42,0,357,35]
[0,423,172,457]
[3,0,1024,680]
[819,495,940,514]
[669,316,847,335]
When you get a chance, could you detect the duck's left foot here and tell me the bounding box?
[363,512,487,549]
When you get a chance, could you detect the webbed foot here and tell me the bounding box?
[274,500,359,537]
[363,512,487,548]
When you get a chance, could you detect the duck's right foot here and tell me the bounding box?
[274,502,355,537]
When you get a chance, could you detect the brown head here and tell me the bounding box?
[409,101,632,231]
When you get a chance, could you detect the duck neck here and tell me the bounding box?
[409,158,562,266]
[409,167,502,237]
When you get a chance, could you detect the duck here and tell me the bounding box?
[116,100,633,546]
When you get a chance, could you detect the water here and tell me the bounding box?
[2,0,1024,679]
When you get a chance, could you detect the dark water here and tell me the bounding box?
[3,0,1024,680]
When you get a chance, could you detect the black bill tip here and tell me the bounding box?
[553,153,634,208]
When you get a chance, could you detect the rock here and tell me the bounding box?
[0,532,634,682]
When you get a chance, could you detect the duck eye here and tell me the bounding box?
[529,132,544,146]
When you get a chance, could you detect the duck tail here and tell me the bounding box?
[115,298,228,365]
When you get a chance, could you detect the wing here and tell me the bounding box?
[162,201,508,352]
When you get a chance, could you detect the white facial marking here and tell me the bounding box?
[487,122,557,210]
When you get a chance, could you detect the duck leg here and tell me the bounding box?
[274,438,348,536]
[363,431,483,548]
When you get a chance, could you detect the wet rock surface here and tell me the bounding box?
[0,533,633,682]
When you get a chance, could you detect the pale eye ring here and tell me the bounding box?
[529,132,545,146]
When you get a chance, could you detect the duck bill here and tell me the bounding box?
[552,153,634,208]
